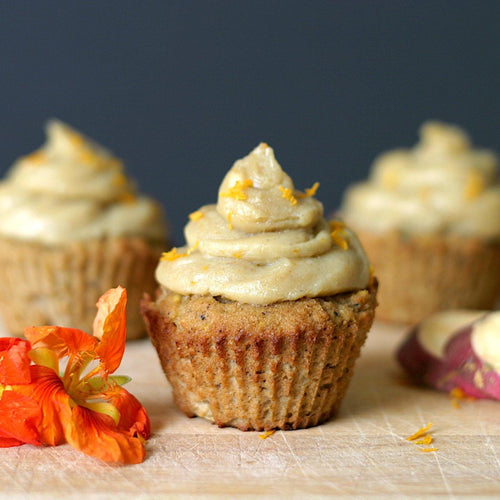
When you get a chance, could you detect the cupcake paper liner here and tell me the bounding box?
[0,236,165,339]
[142,283,377,431]
[357,230,500,324]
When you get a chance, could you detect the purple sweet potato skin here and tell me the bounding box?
[397,324,500,401]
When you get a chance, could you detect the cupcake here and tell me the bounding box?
[142,143,377,431]
[0,120,168,338]
[341,121,500,324]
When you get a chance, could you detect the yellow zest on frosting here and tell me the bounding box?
[331,230,348,250]
[227,211,233,230]
[380,169,400,190]
[330,219,348,250]
[113,173,127,187]
[120,192,137,204]
[418,447,438,453]
[220,179,253,201]
[330,220,346,231]
[278,185,297,205]
[78,148,100,165]
[464,170,485,200]
[23,150,47,165]
[68,129,84,148]
[305,181,320,197]
[161,242,199,262]
[161,248,184,261]
[189,210,204,221]
[296,182,320,199]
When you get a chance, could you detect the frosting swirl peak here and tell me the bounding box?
[156,143,370,304]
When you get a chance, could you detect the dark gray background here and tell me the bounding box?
[1,1,499,244]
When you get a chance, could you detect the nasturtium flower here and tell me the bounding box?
[0,287,150,464]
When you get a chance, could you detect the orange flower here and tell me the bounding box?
[0,287,150,464]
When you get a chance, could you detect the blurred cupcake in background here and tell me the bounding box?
[341,121,500,324]
[0,120,168,338]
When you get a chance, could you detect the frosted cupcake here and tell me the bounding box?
[341,121,500,324]
[0,120,167,338]
[142,143,377,431]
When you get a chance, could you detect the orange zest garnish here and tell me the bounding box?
[330,221,348,250]
[23,150,46,165]
[406,422,433,441]
[464,171,485,200]
[414,435,433,445]
[278,185,297,205]
[161,242,199,262]
[259,430,276,440]
[296,182,320,199]
[329,220,346,231]
[120,192,137,204]
[406,422,437,453]
[450,387,476,408]
[189,210,204,221]
[220,179,253,201]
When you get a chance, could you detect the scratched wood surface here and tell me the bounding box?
[1,321,499,499]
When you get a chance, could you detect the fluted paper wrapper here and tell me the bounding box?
[142,284,377,431]
[357,231,500,324]
[0,237,165,339]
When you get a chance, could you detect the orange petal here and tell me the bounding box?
[93,287,127,374]
[0,338,31,385]
[106,385,151,439]
[64,405,146,464]
[0,391,42,447]
[25,326,97,359]
[14,366,71,446]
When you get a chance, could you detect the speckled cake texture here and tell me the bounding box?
[142,280,377,431]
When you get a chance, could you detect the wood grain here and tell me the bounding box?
[1,321,499,499]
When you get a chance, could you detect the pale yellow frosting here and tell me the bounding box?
[156,143,370,305]
[342,121,500,238]
[0,120,166,244]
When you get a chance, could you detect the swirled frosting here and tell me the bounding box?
[0,120,166,244]
[156,143,370,304]
[342,121,500,238]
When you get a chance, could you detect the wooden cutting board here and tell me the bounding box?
[1,321,499,499]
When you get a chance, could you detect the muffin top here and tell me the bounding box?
[156,143,370,305]
[0,120,166,244]
[341,121,500,238]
